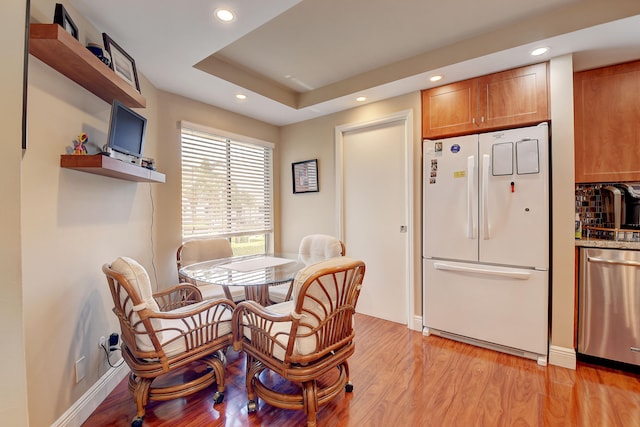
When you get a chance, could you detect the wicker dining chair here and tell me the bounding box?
[176,238,245,301]
[268,234,346,304]
[103,257,235,427]
[233,257,366,427]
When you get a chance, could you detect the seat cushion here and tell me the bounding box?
[267,282,292,304]
[253,301,295,361]
[198,284,246,302]
[111,257,163,350]
[291,256,350,301]
[292,257,357,353]
[244,258,359,361]
[148,300,233,357]
[112,257,159,312]
[242,298,318,361]
[298,234,343,265]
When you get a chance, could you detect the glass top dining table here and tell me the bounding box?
[178,253,306,305]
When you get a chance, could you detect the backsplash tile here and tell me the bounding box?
[575,184,602,230]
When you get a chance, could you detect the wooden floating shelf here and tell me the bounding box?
[29,24,146,108]
[60,155,165,183]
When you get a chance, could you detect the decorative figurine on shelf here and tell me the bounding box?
[73,133,89,155]
[86,43,112,67]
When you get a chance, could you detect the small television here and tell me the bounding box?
[105,100,147,165]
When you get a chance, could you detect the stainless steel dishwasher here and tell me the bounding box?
[578,248,640,366]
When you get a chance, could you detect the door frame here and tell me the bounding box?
[334,109,415,327]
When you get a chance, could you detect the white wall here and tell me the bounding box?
[19,2,281,424]
[1,0,30,425]
[23,58,161,426]
[279,93,424,315]
[549,54,577,367]
[23,2,163,424]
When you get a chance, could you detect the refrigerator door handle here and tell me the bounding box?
[434,262,532,280]
[467,155,476,239]
[481,154,491,239]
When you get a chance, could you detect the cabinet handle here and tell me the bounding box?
[472,118,476,125]
[481,116,485,123]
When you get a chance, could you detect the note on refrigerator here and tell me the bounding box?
[492,142,513,176]
[516,139,540,174]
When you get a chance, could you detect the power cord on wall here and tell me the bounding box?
[100,342,124,368]
[149,182,159,290]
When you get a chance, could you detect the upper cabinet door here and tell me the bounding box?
[574,60,640,183]
[422,63,549,139]
[478,63,549,132]
[422,79,478,139]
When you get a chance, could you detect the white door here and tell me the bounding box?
[338,113,411,325]
[423,134,479,262]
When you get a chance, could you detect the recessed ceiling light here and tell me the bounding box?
[215,8,235,22]
[356,96,367,102]
[430,75,443,82]
[236,94,247,100]
[531,47,549,56]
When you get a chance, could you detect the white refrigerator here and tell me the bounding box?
[422,123,549,365]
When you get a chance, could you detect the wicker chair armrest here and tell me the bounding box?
[146,297,235,321]
[231,300,300,351]
[140,298,236,352]
[153,283,203,311]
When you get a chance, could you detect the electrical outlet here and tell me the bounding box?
[99,335,106,350]
[75,356,86,383]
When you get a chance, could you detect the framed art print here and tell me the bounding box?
[292,159,319,194]
[103,33,141,92]
[53,3,78,40]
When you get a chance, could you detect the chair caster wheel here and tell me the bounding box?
[213,391,225,404]
[131,416,143,427]
[247,400,257,412]
[345,382,354,392]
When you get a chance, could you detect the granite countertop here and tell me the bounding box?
[575,239,640,250]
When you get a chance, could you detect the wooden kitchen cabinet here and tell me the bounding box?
[422,62,549,139]
[574,60,640,183]
[421,79,478,139]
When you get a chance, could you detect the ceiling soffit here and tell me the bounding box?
[194,0,640,110]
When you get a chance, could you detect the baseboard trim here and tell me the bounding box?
[549,345,577,370]
[52,363,129,427]
[412,315,423,332]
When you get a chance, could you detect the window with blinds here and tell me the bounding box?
[181,123,273,255]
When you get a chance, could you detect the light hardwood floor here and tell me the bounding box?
[83,314,640,426]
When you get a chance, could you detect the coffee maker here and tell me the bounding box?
[615,183,640,228]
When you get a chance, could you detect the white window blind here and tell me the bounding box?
[181,125,273,239]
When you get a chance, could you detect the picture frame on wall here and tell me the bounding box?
[102,33,141,92]
[53,3,78,40]
[292,159,319,194]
